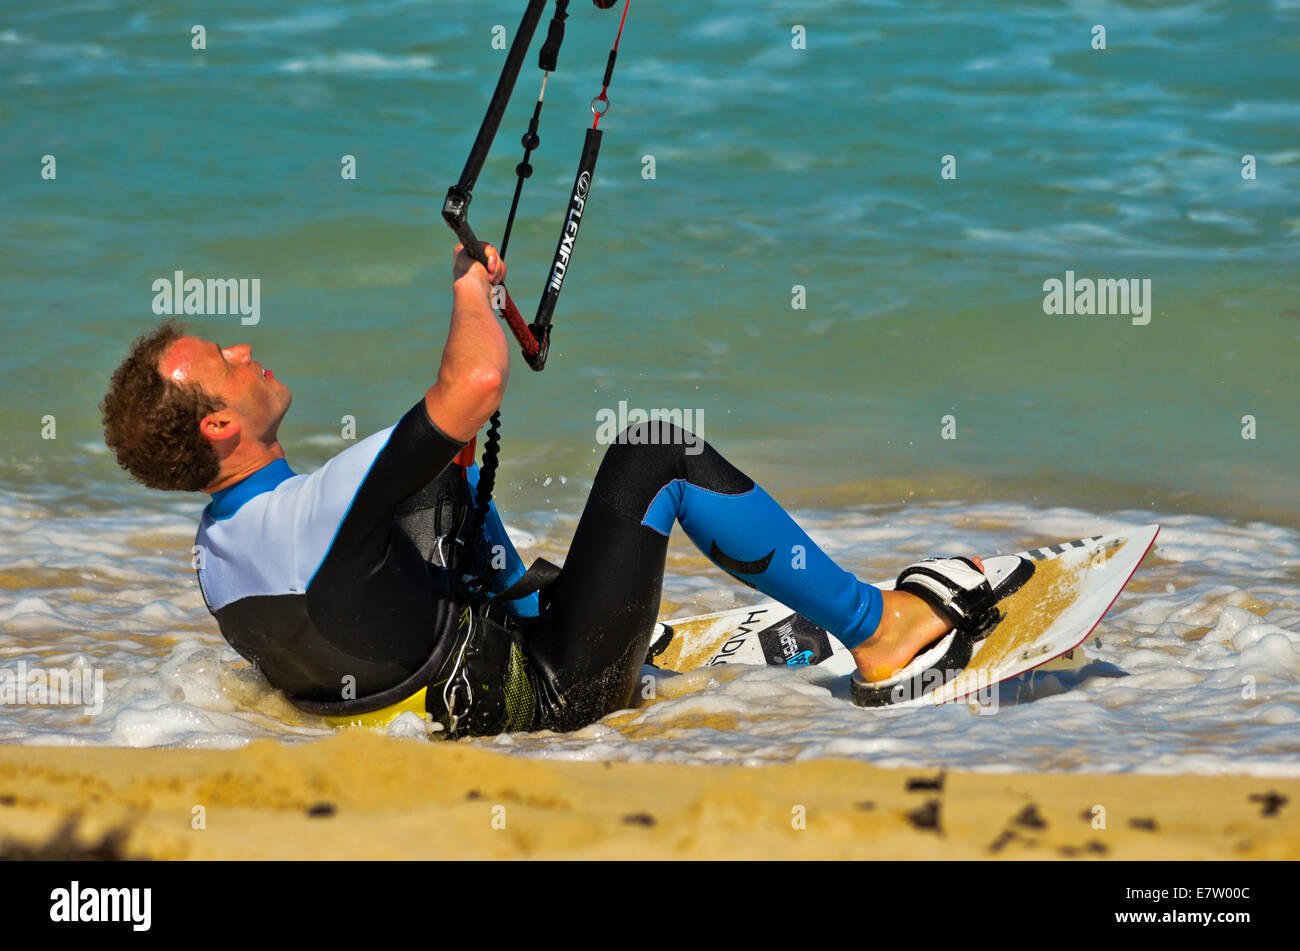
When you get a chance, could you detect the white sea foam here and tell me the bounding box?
[1,490,1297,776]
[277,52,436,75]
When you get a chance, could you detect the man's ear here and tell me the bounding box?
[200,409,242,446]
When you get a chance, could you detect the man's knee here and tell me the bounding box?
[601,423,750,495]
[600,424,689,484]
[613,421,700,453]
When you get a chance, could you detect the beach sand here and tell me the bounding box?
[0,731,1294,860]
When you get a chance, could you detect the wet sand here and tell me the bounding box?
[0,731,1294,859]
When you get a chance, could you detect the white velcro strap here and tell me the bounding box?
[896,558,991,621]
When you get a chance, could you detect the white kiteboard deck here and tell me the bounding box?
[649,524,1159,707]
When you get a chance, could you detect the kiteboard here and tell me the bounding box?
[648,524,1159,707]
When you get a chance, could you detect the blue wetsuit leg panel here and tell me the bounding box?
[642,479,882,649]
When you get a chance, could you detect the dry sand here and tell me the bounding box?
[0,731,1295,859]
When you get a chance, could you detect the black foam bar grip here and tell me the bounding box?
[454,0,548,194]
[535,127,603,330]
[601,49,618,88]
[539,0,570,72]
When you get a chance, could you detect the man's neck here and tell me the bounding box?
[205,443,287,494]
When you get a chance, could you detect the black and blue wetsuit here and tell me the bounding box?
[195,401,474,709]
[195,400,884,734]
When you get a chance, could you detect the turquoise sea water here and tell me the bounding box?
[1,2,1298,766]
[3,0,1297,519]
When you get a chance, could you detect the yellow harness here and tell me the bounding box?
[322,687,431,731]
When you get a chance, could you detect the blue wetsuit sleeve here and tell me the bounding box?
[465,463,540,619]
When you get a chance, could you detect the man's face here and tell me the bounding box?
[158,335,292,447]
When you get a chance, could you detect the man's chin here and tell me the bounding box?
[273,390,292,428]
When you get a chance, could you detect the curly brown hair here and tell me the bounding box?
[101,319,225,492]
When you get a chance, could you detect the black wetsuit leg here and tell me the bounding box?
[524,425,748,731]
[524,423,884,732]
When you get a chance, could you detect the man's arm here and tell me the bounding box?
[424,243,511,441]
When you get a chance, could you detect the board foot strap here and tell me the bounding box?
[848,631,978,707]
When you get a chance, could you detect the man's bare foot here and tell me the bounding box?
[850,557,984,683]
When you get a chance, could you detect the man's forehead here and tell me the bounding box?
[160,334,218,382]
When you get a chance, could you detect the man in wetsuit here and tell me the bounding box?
[101,243,1011,734]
